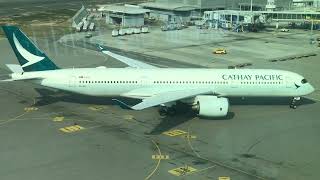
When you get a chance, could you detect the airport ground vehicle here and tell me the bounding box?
[85,33,92,38]
[161,22,183,31]
[213,48,227,54]
[280,28,289,32]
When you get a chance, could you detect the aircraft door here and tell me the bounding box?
[231,80,238,88]
[69,76,77,87]
[139,75,152,87]
[286,76,292,88]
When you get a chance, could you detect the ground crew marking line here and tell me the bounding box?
[168,165,197,176]
[123,115,135,121]
[88,106,105,111]
[145,140,162,180]
[182,135,197,139]
[24,107,38,112]
[152,155,169,160]
[219,177,231,180]
[162,129,187,137]
[0,112,27,127]
[59,125,84,133]
[53,116,64,122]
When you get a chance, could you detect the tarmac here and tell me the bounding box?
[1,17,320,180]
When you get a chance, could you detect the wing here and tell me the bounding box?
[97,45,157,69]
[113,88,213,110]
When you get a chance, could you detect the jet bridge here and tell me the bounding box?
[263,11,320,22]
[203,10,320,31]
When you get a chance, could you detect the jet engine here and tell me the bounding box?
[192,96,229,117]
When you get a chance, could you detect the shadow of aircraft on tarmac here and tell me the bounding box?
[228,97,316,106]
[33,88,140,107]
[34,88,316,134]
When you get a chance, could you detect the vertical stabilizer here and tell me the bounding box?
[2,26,59,72]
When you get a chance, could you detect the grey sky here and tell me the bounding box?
[0,0,75,2]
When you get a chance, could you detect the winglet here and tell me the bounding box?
[112,99,134,110]
[96,44,107,52]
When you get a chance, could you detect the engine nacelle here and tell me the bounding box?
[192,96,229,117]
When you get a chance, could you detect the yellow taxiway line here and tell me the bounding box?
[145,140,162,180]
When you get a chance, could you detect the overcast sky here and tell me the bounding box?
[0,0,81,2]
[0,0,47,2]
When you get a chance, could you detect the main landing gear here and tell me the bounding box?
[158,105,176,116]
[290,97,301,109]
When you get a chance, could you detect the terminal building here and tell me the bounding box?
[203,9,320,31]
[139,0,293,23]
[100,5,150,27]
[292,0,320,10]
[141,0,293,11]
[139,2,197,23]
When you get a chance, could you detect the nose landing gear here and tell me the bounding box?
[290,97,301,109]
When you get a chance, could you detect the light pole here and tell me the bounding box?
[251,0,253,11]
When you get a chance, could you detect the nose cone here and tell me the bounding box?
[309,84,315,94]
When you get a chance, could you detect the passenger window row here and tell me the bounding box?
[153,81,228,84]
[78,81,229,84]
[240,81,282,84]
[78,81,281,85]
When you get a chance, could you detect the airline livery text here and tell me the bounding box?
[222,74,284,81]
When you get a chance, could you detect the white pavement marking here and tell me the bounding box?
[307,96,320,102]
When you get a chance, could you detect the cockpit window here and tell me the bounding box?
[301,79,308,84]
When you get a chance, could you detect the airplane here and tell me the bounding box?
[0,26,315,117]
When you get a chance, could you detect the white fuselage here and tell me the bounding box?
[12,68,314,99]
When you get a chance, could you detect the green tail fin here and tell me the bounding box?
[2,26,59,72]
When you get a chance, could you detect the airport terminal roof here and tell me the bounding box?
[139,2,198,11]
[99,5,150,15]
[207,10,320,16]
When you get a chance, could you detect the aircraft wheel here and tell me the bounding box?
[290,105,297,109]
[158,107,168,116]
[167,107,176,116]
[158,106,176,116]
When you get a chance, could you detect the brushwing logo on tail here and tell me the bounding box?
[13,33,45,67]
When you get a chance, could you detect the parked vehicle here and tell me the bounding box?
[213,48,227,54]
[280,28,289,32]
[83,21,89,32]
[161,22,184,31]
[133,27,141,34]
[85,33,92,38]
[126,28,134,35]
[118,28,126,36]
[141,26,149,33]
[89,23,95,31]
[112,29,119,37]
[76,22,84,32]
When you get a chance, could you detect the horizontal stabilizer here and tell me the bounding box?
[1,77,42,82]
[6,64,23,73]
